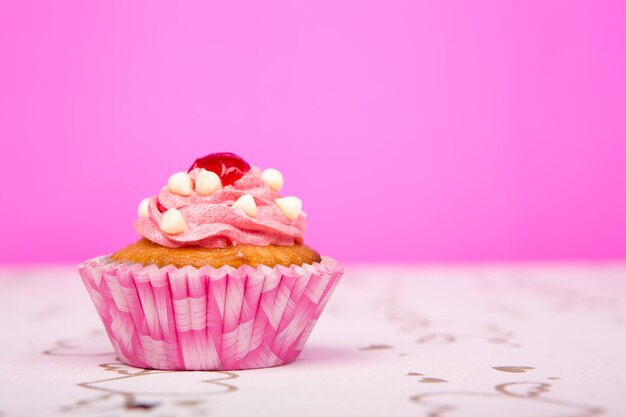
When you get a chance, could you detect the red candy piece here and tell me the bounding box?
[156,199,167,213]
[188,152,251,186]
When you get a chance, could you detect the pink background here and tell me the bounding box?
[1,1,625,263]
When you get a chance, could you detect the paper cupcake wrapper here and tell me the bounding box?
[78,256,343,370]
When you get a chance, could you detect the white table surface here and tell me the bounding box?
[1,263,625,417]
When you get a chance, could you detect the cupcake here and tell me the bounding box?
[79,152,343,370]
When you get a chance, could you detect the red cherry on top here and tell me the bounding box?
[188,152,251,186]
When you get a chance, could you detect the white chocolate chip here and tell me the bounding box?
[195,169,222,196]
[160,208,188,234]
[232,194,257,217]
[167,172,193,196]
[275,196,302,221]
[137,198,150,218]
[261,168,284,192]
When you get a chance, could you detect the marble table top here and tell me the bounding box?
[1,263,625,417]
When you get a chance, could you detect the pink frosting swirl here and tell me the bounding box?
[134,167,305,248]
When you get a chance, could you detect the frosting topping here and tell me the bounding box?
[134,154,305,248]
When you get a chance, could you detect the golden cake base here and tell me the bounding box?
[111,238,321,268]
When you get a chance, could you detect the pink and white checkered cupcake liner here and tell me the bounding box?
[78,256,342,370]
